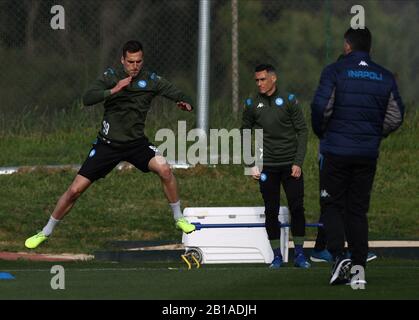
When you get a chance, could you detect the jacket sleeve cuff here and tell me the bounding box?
[104,90,112,99]
[293,160,304,168]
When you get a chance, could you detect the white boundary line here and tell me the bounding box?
[0,161,193,175]
[289,240,419,248]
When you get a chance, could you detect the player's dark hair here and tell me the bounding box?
[344,27,372,53]
[255,64,276,73]
[122,40,143,57]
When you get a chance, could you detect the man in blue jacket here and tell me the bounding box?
[311,27,404,285]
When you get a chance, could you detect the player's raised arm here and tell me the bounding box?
[110,76,132,95]
[83,70,131,106]
[82,78,109,106]
[154,75,193,110]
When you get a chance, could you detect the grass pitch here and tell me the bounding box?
[1,258,418,300]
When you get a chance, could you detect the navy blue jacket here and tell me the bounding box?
[311,51,404,159]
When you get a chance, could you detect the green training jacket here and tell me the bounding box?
[241,89,308,167]
[83,67,191,147]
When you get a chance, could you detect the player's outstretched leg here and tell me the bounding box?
[25,175,92,249]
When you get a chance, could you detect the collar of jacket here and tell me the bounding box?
[131,68,147,80]
[259,87,279,99]
[116,67,147,79]
[345,51,371,60]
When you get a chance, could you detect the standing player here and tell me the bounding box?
[242,64,310,269]
[311,54,377,264]
[25,40,195,249]
[311,28,404,285]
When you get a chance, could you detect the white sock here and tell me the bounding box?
[170,201,183,221]
[42,216,60,236]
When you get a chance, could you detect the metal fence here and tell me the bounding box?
[0,0,418,132]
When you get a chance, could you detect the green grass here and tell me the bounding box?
[0,259,418,299]
[0,103,418,253]
[0,163,418,254]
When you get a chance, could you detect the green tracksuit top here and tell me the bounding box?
[83,67,191,146]
[241,89,308,167]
